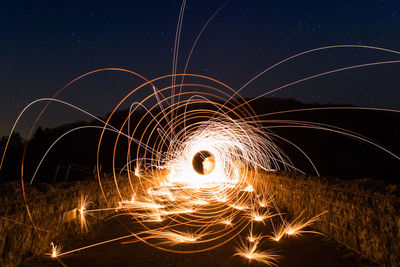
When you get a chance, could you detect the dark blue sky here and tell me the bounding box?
[1,0,400,137]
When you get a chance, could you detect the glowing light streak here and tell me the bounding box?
[148,230,202,244]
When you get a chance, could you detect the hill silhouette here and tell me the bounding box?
[1,97,399,184]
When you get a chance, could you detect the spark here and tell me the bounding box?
[269,226,286,242]
[258,194,274,208]
[49,242,62,258]
[251,213,266,223]
[78,196,92,232]
[234,239,280,266]
[283,211,327,237]
[247,231,263,243]
[270,211,327,241]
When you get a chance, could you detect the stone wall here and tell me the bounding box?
[0,175,131,266]
[264,172,400,266]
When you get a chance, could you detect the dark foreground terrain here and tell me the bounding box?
[27,215,375,267]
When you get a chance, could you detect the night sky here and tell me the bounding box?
[1,0,400,137]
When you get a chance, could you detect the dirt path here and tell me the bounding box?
[28,216,375,267]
